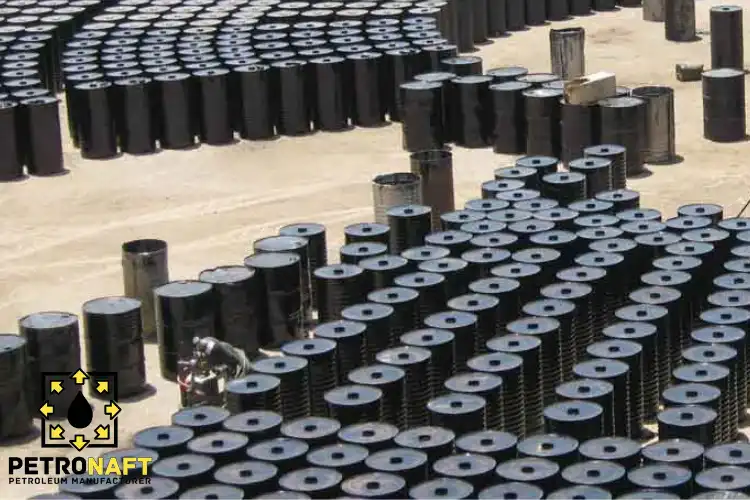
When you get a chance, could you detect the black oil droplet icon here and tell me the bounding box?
[67,392,93,429]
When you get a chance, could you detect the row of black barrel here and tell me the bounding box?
[0,0,114,180]
[0,295,151,440]
[58,15,458,159]
[40,406,750,499]
[398,64,659,178]
[44,0,646,164]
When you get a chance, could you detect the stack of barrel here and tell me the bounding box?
[55,0,658,162]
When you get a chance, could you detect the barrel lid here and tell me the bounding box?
[415,71,456,82]
[489,80,531,92]
[711,4,742,11]
[20,94,58,105]
[310,55,345,64]
[154,280,212,297]
[400,79,442,90]
[569,157,611,170]
[523,87,563,98]
[233,63,270,72]
[584,144,626,155]
[83,296,141,314]
[598,96,644,107]
[244,251,300,269]
[19,311,78,329]
[199,266,254,283]
[543,171,585,184]
[452,74,492,84]
[486,65,528,78]
[254,235,307,252]
[270,58,306,68]
[518,72,558,84]
[442,55,481,64]
[0,334,26,352]
[704,66,745,77]
[346,50,381,60]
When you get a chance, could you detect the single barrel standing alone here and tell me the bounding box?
[549,27,586,80]
[122,239,169,340]
[372,173,423,225]
[631,86,676,164]
[702,68,746,143]
[710,5,744,70]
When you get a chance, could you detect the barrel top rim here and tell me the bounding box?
[19,311,78,329]
[703,67,744,78]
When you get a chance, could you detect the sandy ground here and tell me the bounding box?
[4,2,750,496]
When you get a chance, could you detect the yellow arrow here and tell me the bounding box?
[50,381,63,394]
[49,425,64,440]
[104,401,121,419]
[39,402,54,419]
[96,381,109,394]
[94,425,109,440]
[70,435,89,451]
[70,369,88,385]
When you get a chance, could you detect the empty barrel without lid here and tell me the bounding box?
[549,27,585,80]
[631,86,676,164]
[665,0,696,41]
[372,173,423,225]
[122,239,169,340]
[410,149,455,230]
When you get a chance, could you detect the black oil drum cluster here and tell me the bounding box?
[0,0,112,180]
[21,148,750,498]
[0,0,669,176]
[399,64,661,182]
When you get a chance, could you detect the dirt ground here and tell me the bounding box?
[4,2,750,496]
